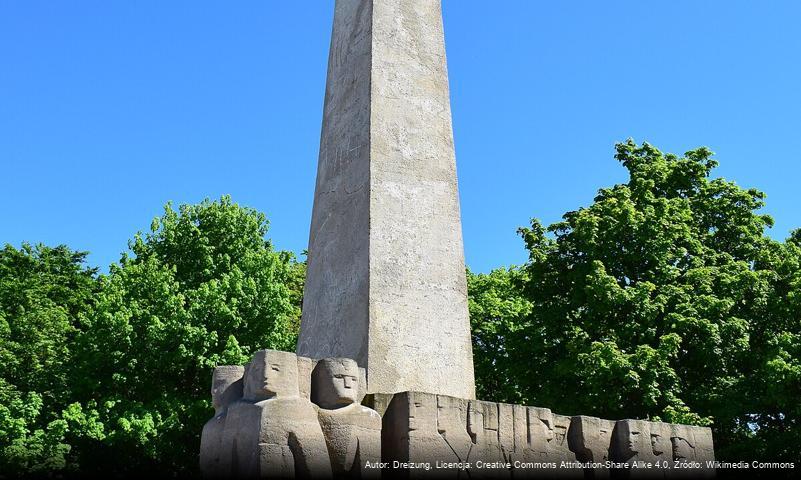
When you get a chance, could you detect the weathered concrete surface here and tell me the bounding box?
[379,392,715,479]
[201,360,716,479]
[297,355,368,403]
[298,0,372,385]
[313,358,382,478]
[610,420,716,479]
[200,366,244,477]
[217,350,333,478]
[382,391,468,479]
[669,425,716,479]
[297,0,476,399]
[569,416,615,479]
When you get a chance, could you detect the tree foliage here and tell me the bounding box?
[69,196,303,474]
[2,149,798,473]
[1,197,304,476]
[0,244,103,474]
[469,140,800,461]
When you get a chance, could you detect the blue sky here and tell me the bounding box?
[2,1,800,273]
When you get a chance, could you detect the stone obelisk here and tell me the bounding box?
[298,0,475,399]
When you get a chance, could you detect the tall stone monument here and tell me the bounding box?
[200,1,717,477]
[297,0,476,399]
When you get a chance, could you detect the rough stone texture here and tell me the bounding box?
[649,421,673,464]
[312,358,361,409]
[669,425,716,479]
[526,408,577,465]
[313,358,382,478]
[380,392,714,479]
[569,416,615,479]
[525,407,581,479]
[362,392,396,417]
[297,0,476,399]
[611,419,660,479]
[200,366,244,478]
[609,420,717,479]
[297,356,317,400]
[690,426,716,465]
[218,350,333,478]
[201,361,715,478]
[382,391,467,479]
[297,355,368,403]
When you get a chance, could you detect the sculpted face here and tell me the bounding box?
[408,392,437,435]
[311,358,360,409]
[211,365,244,413]
[671,425,696,461]
[649,422,671,459]
[617,420,648,459]
[527,407,555,452]
[244,350,298,401]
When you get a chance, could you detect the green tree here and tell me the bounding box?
[467,267,531,403]
[470,140,800,461]
[70,196,302,475]
[0,244,103,474]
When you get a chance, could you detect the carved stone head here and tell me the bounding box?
[528,407,555,452]
[244,350,299,401]
[569,416,615,462]
[211,365,245,415]
[671,424,696,461]
[616,420,649,461]
[408,392,438,436]
[649,422,672,460]
[311,357,360,409]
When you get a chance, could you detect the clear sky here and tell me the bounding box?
[2,1,800,273]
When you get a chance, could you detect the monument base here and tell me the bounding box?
[200,350,715,479]
[367,392,715,480]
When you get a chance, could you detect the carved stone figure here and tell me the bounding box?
[220,350,332,478]
[670,424,695,462]
[612,420,664,479]
[311,358,381,478]
[371,390,717,479]
[569,416,615,479]
[298,355,369,403]
[669,425,716,479]
[436,395,475,476]
[648,422,672,464]
[614,420,654,463]
[525,408,580,478]
[468,400,510,479]
[200,365,244,477]
[383,391,468,479]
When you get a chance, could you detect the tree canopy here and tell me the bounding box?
[0,244,102,474]
[469,140,800,461]
[2,144,799,474]
[1,197,304,475]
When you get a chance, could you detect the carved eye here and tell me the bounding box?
[271,365,281,371]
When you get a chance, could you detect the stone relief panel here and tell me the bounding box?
[378,393,714,480]
[312,358,382,479]
[200,366,244,477]
[221,350,332,478]
[201,351,715,479]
